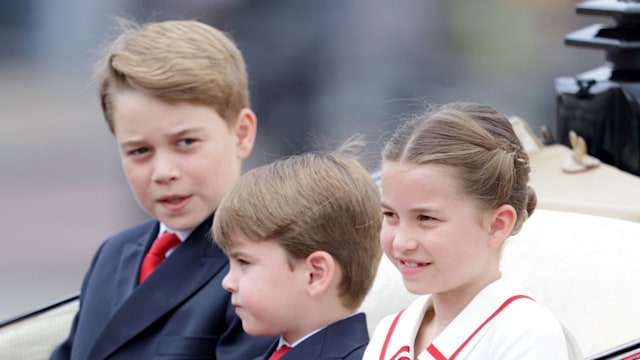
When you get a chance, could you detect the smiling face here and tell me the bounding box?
[380,161,501,298]
[112,90,255,230]
[221,236,311,343]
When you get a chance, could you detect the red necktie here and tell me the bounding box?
[268,345,291,360]
[138,232,181,283]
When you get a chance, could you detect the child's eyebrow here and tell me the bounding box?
[226,248,246,258]
[410,207,436,214]
[119,139,146,148]
[169,126,207,137]
[381,201,436,214]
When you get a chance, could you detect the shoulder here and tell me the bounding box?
[489,278,563,335]
[94,218,158,256]
[322,313,369,340]
[487,298,570,358]
[106,218,157,243]
[499,298,564,332]
[111,218,158,240]
[490,278,568,345]
[302,314,369,358]
[462,278,576,358]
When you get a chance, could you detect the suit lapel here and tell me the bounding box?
[89,217,225,360]
[111,225,156,314]
[256,341,279,360]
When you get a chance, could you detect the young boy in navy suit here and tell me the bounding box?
[51,19,274,359]
[212,139,383,360]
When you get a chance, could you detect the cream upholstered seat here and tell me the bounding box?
[0,295,78,360]
[500,209,640,357]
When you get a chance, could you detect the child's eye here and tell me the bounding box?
[177,138,198,147]
[127,147,149,156]
[382,211,397,218]
[417,214,435,221]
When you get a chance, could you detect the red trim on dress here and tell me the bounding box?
[389,346,411,360]
[381,294,533,359]
[435,295,533,359]
[380,309,405,360]
[427,344,447,359]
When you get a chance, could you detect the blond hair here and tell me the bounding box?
[213,138,382,309]
[383,102,536,234]
[96,19,249,132]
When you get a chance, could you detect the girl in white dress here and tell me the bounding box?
[364,102,582,360]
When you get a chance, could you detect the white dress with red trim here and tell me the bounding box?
[363,277,582,360]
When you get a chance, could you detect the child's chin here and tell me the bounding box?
[156,213,205,232]
[243,324,277,337]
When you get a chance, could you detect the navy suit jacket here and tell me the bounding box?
[259,313,370,360]
[50,216,274,360]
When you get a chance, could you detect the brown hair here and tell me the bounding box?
[383,102,536,234]
[213,138,382,309]
[96,19,249,133]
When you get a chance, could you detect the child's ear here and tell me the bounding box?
[233,108,257,160]
[305,251,335,297]
[487,204,517,248]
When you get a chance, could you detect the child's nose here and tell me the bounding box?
[392,227,419,253]
[221,270,237,293]
[151,153,180,183]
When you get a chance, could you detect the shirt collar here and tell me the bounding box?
[158,223,194,242]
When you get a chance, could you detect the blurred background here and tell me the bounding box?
[1,0,603,320]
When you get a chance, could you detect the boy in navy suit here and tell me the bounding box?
[212,139,383,360]
[51,19,274,359]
